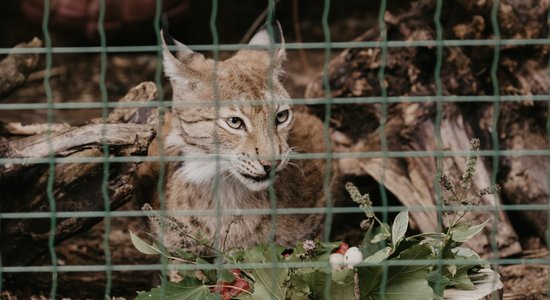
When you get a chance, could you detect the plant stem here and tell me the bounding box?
[207,284,253,295]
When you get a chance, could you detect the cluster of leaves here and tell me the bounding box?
[131,139,498,299]
[131,230,345,299]
[346,188,488,299]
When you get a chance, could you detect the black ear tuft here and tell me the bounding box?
[162,13,176,46]
[257,20,283,44]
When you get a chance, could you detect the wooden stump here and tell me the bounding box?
[306,0,549,257]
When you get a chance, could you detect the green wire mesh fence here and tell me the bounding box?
[1,0,549,298]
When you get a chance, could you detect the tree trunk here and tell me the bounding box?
[306,0,549,257]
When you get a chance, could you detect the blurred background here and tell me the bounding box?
[0,0,374,124]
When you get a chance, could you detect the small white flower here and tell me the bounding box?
[329,253,346,269]
[344,247,363,267]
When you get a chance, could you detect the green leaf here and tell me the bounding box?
[217,268,236,283]
[288,294,309,300]
[244,245,288,300]
[450,219,489,243]
[371,232,391,244]
[279,275,311,300]
[331,268,354,284]
[358,244,435,299]
[468,271,490,282]
[395,244,433,261]
[358,263,434,300]
[427,271,452,297]
[328,280,356,300]
[453,247,481,260]
[392,211,409,248]
[449,268,475,290]
[363,246,392,264]
[289,275,311,295]
[174,248,196,261]
[129,231,161,255]
[195,257,216,283]
[302,270,355,300]
[302,270,328,299]
[443,269,501,299]
[361,223,386,257]
[136,278,215,300]
[245,282,281,300]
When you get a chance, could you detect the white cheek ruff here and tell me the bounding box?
[176,159,219,185]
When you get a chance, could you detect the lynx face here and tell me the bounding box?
[162,22,293,191]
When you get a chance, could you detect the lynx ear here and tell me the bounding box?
[248,20,286,65]
[160,16,205,85]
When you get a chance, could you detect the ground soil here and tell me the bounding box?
[1,0,548,299]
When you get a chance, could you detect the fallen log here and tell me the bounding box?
[0,82,158,266]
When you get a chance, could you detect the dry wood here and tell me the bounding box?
[0,37,42,99]
[0,82,159,266]
[306,0,549,257]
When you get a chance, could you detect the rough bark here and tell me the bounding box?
[0,82,158,266]
[307,0,549,257]
[0,37,42,99]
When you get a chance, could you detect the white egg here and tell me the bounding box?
[344,246,363,267]
[329,253,346,269]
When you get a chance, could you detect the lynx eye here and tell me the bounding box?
[275,109,290,125]
[226,117,245,129]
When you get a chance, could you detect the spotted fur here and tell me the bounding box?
[155,21,335,254]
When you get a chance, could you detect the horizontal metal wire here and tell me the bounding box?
[2,38,550,55]
[1,149,549,167]
[0,203,546,220]
[2,258,547,273]
[1,94,549,111]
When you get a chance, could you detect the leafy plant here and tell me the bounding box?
[132,138,498,299]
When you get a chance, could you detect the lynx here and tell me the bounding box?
[154,20,335,254]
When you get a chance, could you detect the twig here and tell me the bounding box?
[207,284,253,295]
[222,218,238,253]
[27,66,67,82]
[142,204,236,262]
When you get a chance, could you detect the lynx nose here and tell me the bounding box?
[260,160,280,173]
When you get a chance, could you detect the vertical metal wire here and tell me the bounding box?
[153,0,169,298]
[320,0,333,244]
[376,0,389,297]
[433,0,446,294]
[265,0,281,296]
[320,0,334,298]
[41,0,59,297]
[489,0,502,285]
[97,0,113,298]
[209,0,224,289]
[486,1,504,297]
